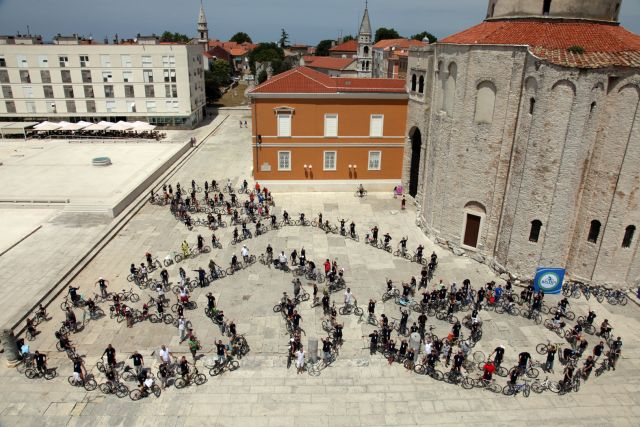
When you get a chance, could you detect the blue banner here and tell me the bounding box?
[534,268,565,294]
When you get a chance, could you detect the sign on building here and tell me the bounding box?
[533,267,565,295]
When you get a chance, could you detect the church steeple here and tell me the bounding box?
[357,1,373,78]
[197,1,209,50]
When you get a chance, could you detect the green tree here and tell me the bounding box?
[374,27,401,43]
[257,69,268,84]
[230,32,253,44]
[271,60,291,76]
[248,42,284,73]
[315,39,334,56]
[160,31,190,43]
[411,31,437,44]
[204,59,232,101]
[279,28,290,48]
[342,35,355,42]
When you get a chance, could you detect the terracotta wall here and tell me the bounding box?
[252,97,408,180]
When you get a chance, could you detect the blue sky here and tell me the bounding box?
[1,0,639,44]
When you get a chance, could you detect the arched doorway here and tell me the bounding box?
[408,127,422,197]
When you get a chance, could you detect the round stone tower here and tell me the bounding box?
[486,0,622,22]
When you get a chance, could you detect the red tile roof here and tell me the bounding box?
[329,39,358,52]
[302,56,355,70]
[441,21,640,68]
[373,38,427,49]
[207,40,257,56]
[249,66,406,95]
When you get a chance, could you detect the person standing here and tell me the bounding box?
[178,317,187,343]
[295,346,305,374]
[401,195,406,210]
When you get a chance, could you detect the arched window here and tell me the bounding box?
[588,220,601,243]
[622,225,636,248]
[529,220,542,243]
[590,101,597,115]
[543,0,552,15]
[474,81,496,124]
[365,61,370,70]
[529,98,536,115]
[364,46,369,56]
[418,76,424,93]
[444,62,457,115]
[411,74,417,92]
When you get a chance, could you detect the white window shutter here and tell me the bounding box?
[370,115,384,137]
[325,114,338,137]
[278,114,291,137]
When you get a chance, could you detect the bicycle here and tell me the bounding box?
[503,378,531,397]
[25,365,57,380]
[225,262,244,276]
[117,289,140,303]
[576,316,596,335]
[163,251,183,266]
[509,363,540,379]
[99,380,129,398]
[382,286,400,302]
[414,362,445,381]
[520,307,542,324]
[339,301,363,316]
[531,376,561,393]
[174,366,208,388]
[206,356,240,376]
[68,374,98,391]
[129,384,161,400]
[470,377,502,393]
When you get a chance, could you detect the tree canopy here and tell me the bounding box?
[230,32,253,44]
[342,35,355,42]
[279,28,290,48]
[411,31,438,44]
[249,42,285,72]
[315,39,334,57]
[374,27,401,43]
[204,59,232,101]
[160,31,190,43]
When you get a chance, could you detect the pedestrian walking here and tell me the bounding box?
[401,195,406,210]
[178,316,187,342]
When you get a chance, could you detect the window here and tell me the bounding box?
[543,0,552,15]
[411,74,417,92]
[529,98,536,115]
[100,55,111,67]
[124,85,134,98]
[20,70,31,83]
[1,86,12,98]
[323,151,337,171]
[40,70,51,83]
[419,76,424,94]
[22,86,33,98]
[444,63,457,114]
[0,56,5,67]
[105,100,116,112]
[122,71,132,83]
[529,220,542,243]
[170,70,176,82]
[142,56,152,67]
[588,220,601,243]
[81,70,92,83]
[277,113,292,137]
[5,101,16,113]
[26,101,36,113]
[622,225,636,248]
[38,55,48,67]
[121,55,132,68]
[104,85,114,98]
[370,115,384,137]
[79,55,89,67]
[59,56,69,67]
[86,100,96,112]
[163,69,170,83]
[164,100,178,111]
[172,85,177,98]
[66,100,76,113]
[162,55,175,67]
[83,85,94,98]
[43,85,54,98]
[146,100,157,112]
[368,151,381,170]
[278,151,291,171]
[61,70,71,83]
[17,55,27,67]
[102,71,113,83]
[0,70,9,83]
[63,85,74,99]
[145,85,155,97]
[46,101,56,113]
[165,84,171,97]
[127,101,136,112]
[143,70,153,83]
[324,114,338,137]
[474,81,496,124]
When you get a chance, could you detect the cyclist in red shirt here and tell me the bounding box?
[482,360,496,381]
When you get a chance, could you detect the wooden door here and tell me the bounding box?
[463,214,481,248]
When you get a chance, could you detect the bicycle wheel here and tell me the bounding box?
[526,367,539,379]
[84,378,98,391]
[536,344,548,355]
[494,305,505,314]
[174,254,183,263]
[618,295,628,306]
[209,366,223,376]
[413,364,425,375]
[338,306,347,315]
[99,383,112,394]
[432,370,444,381]
[148,314,160,324]
[502,384,515,396]
[60,301,71,311]
[229,360,240,371]
[461,377,474,389]
[523,385,531,397]
[25,368,37,379]
[195,373,207,385]
[572,379,580,393]
[473,351,485,363]
[548,381,561,393]
[116,383,130,398]
[273,304,282,313]
[129,389,141,401]
[163,314,174,324]
[354,307,364,316]
[565,311,575,321]
[174,378,186,389]
[129,293,140,303]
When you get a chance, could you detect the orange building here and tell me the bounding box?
[248,67,408,190]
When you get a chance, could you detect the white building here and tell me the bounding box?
[0,35,206,128]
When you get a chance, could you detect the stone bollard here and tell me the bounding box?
[1,329,21,366]
[308,337,318,363]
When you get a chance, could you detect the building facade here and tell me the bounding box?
[0,36,206,128]
[356,5,373,78]
[404,0,640,287]
[372,39,427,80]
[300,56,357,77]
[249,66,407,189]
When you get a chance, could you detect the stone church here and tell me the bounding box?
[403,0,640,287]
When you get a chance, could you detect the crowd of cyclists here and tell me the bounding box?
[14,177,626,399]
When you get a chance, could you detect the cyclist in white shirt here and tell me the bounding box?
[241,245,250,263]
[344,288,353,307]
[295,346,305,374]
[278,251,287,269]
[158,345,173,364]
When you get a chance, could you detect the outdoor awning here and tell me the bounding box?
[58,121,91,131]
[34,121,62,131]
[133,123,156,132]
[83,121,114,131]
[1,122,38,130]
[108,121,134,131]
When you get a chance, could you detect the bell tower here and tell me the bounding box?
[197,0,209,51]
[357,1,373,78]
